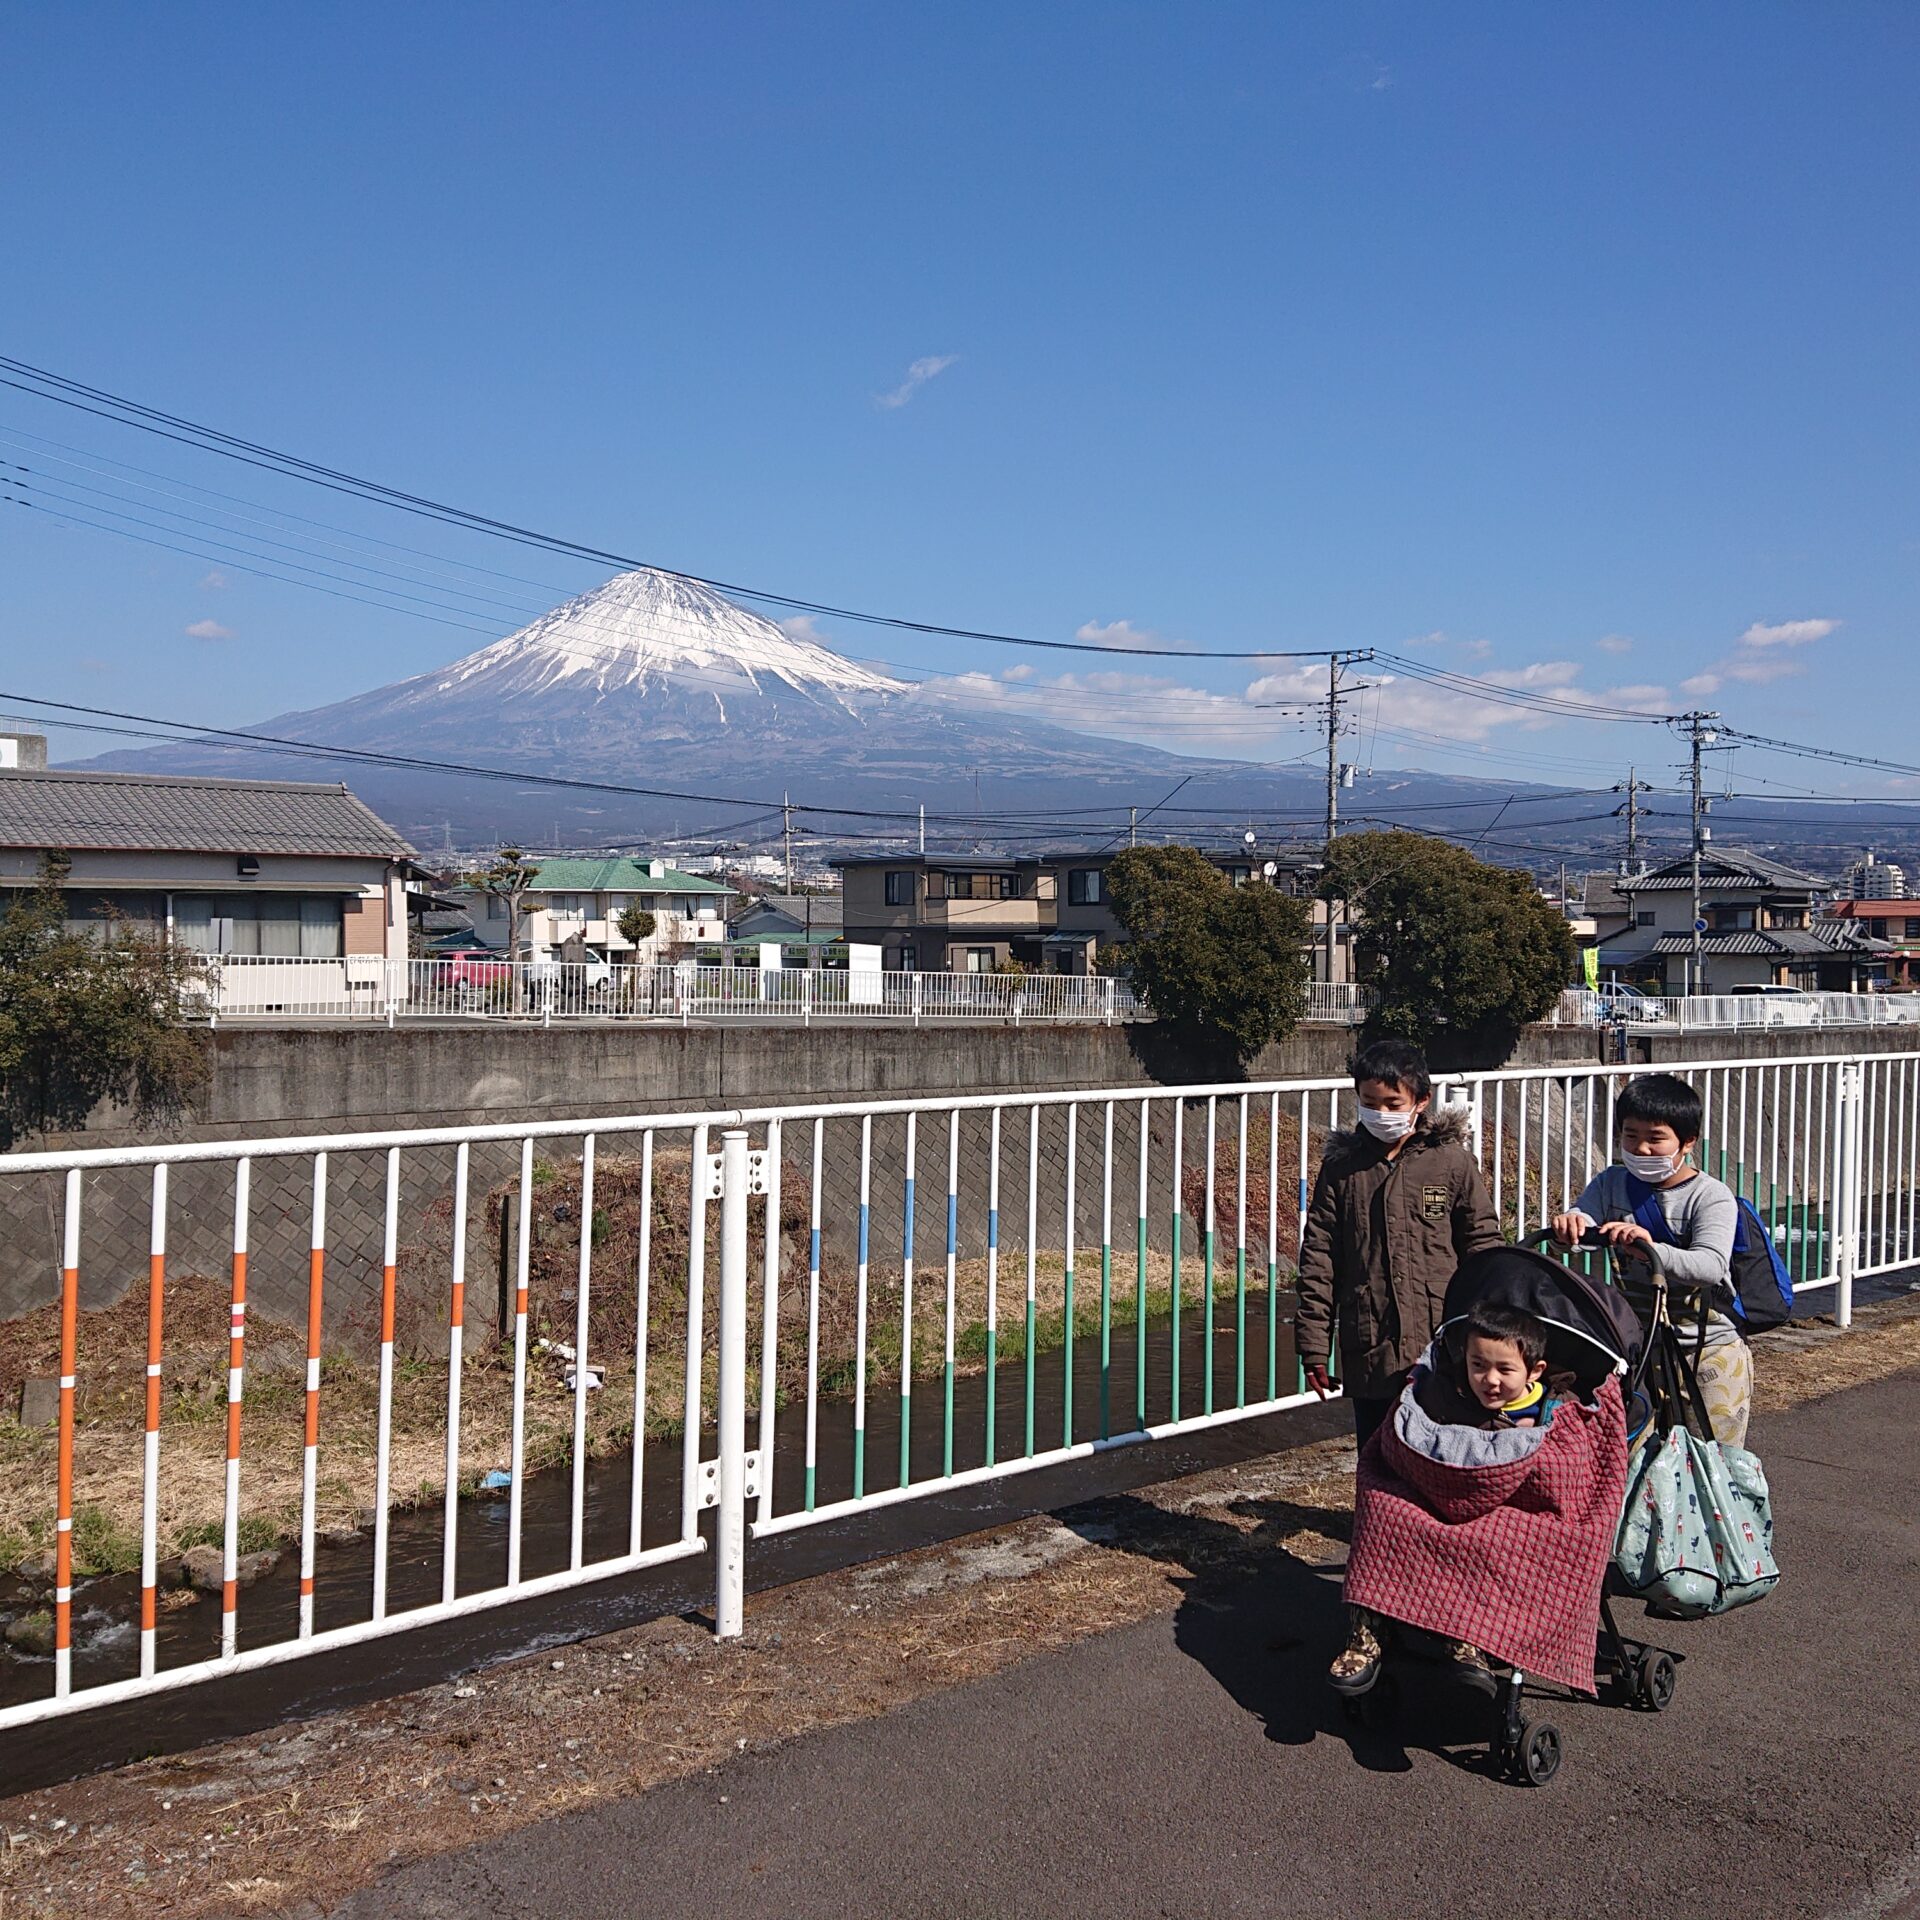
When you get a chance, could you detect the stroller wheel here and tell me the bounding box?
[1518,1720,1562,1787]
[1636,1649,1678,1713]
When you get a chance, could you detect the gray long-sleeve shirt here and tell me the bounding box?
[1570,1166,1736,1310]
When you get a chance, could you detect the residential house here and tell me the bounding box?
[1596,848,1888,994]
[726,891,845,968]
[0,734,418,962]
[837,847,1348,978]
[450,856,733,962]
[1822,898,1920,988]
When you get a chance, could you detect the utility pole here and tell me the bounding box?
[1320,656,1349,988]
[1678,712,1721,995]
[918,803,925,855]
[1613,766,1652,876]
[782,793,794,893]
[1324,654,1343,847]
[1128,805,1138,849]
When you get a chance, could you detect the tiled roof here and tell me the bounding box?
[1622,849,1829,893]
[1650,927,1892,957]
[475,857,732,897]
[0,769,414,858]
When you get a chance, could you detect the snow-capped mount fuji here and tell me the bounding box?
[84,565,1305,845]
[85,565,1618,857]
[436,569,906,710]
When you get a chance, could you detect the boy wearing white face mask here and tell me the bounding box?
[1551,1072,1748,1445]
[1296,1040,1502,1450]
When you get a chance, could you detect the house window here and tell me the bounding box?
[1226,866,1252,887]
[1713,908,1756,932]
[965,947,994,972]
[1636,911,1656,928]
[884,871,914,906]
[172,895,344,958]
[1904,919,1920,941]
[925,870,947,900]
[1067,869,1103,906]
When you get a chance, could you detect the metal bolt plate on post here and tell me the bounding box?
[698,1450,761,1508]
[705,1150,770,1200]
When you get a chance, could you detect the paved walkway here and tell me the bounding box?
[336,1372,1920,1920]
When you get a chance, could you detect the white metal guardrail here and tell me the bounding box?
[192,956,1146,1026]
[1,1047,1909,1728]
[1551,987,1920,1032]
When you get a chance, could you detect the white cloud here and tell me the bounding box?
[1405,630,1448,649]
[876,354,960,410]
[1370,64,1394,90]
[1458,638,1494,662]
[1675,614,1840,699]
[1723,653,1808,686]
[778,615,828,644]
[1595,633,1633,655]
[199,570,229,591]
[1000,663,1037,683]
[1074,619,1163,652]
[1738,617,1839,650]
[184,619,232,641]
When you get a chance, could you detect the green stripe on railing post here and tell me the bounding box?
[1235,1244,1247,1409]
[942,1360,954,1479]
[1062,1256,1075,1448]
[1024,1296,1037,1459]
[804,1464,815,1509]
[1099,1242,1112,1440]
[985,1325,997,1467]
[1202,1224,1216,1417]
[1267,1257,1278,1402]
[1135,1216,1148,1431]
[1169,1210,1183,1424]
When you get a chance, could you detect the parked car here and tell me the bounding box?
[433,947,513,1009]
[525,952,615,1011]
[1753,984,1821,1027]
[1593,982,1666,1023]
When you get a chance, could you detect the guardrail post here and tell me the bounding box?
[715,1127,750,1638]
[1838,1061,1863,1327]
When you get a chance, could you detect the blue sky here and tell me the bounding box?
[2,2,1915,797]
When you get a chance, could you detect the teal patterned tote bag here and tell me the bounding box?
[1614,1425,1779,1617]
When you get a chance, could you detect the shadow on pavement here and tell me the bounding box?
[1068,1490,1529,1781]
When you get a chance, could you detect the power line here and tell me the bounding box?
[0,356,1348,663]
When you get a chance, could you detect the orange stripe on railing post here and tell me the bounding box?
[372,1146,400,1622]
[140,1164,169,1676]
[222,1159,250,1660]
[54,1170,81,1698]
[299,1154,327,1639]
[442,1141,470,1608]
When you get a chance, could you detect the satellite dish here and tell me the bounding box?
[1243,830,1257,847]
[1262,861,1277,879]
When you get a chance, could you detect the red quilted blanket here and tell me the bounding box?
[1343,1377,1629,1693]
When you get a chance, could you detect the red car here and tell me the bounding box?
[432,948,514,1005]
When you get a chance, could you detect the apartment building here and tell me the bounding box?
[837,847,1342,976]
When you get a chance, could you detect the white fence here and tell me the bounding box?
[2,1047,1911,1729]
[193,956,1143,1025]
[1551,987,1920,1032]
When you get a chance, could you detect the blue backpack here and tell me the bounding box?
[1625,1177,1795,1333]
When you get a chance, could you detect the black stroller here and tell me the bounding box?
[1340,1241,1680,1786]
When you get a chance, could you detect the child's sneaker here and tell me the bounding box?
[1328,1607,1385,1695]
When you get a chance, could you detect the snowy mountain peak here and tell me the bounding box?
[437,568,905,701]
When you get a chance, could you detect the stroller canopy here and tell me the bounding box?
[1440,1244,1643,1393]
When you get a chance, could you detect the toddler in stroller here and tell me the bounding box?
[1330,1242,1664,1784]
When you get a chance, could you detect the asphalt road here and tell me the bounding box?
[334,1372,1920,1920]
